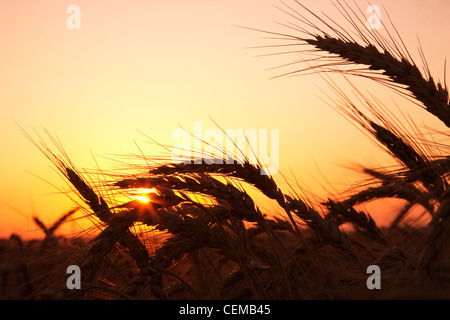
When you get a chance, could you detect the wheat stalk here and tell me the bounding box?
[303,35,450,127]
[416,189,450,280]
[257,0,450,128]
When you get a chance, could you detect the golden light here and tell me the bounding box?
[133,188,158,203]
[135,195,151,203]
[135,188,158,195]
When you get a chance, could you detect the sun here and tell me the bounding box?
[133,187,158,203]
[135,195,151,203]
[136,188,158,195]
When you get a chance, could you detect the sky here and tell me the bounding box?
[1,0,449,239]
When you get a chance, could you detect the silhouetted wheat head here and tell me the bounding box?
[246,0,450,285]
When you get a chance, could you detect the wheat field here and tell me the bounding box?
[2,1,450,300]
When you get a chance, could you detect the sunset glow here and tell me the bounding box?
[135,188,158,195]
[1,1,449,239]
[134,195,151,203]
[3,0,450,302]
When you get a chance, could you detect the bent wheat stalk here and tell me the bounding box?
[256,0,450,127]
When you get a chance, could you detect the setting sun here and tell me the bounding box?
[133,188,158,203]
[135,195,151,203]
[135,188,158,195]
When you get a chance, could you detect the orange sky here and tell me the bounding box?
[1,0,449,239]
